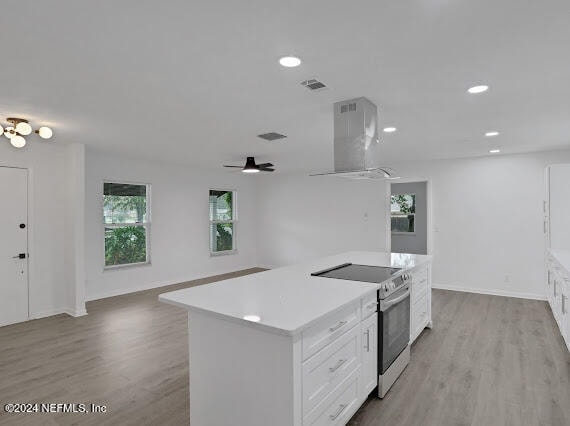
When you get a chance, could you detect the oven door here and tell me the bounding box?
[378,285,410,374]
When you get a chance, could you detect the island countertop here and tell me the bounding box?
[159,251,431,336]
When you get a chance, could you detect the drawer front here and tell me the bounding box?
[302,304,360,361]
[412,269,429,303]
[302,325,360,416]
[304,370,360,426]
[361,293,378,320]
[412,294,429,336]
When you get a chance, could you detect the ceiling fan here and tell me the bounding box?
[223,157,275,173]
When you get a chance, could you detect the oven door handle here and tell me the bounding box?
[381,289,410,310]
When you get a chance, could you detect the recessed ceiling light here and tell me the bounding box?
[383,127,397,133]
[468,85,489,94]
[279,56,301,67]
[489,149,501,154]
[485,131,500,137]
[243,315,261,322]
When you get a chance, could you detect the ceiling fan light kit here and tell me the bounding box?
[223,156,275,173]
[1,117,53,148]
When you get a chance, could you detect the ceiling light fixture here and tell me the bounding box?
[279,56,301,67]
[383,127,397,133]
[2,118,53,148]
[489,149,501,154]
[242,156,260,173]
[485,131,499,137]
[468,85,489,94]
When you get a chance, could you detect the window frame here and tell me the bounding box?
[390,193,416,235]
[209,188,237,256]
[103,180,152,270]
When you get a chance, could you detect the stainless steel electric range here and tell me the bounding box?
[311,263,411,398]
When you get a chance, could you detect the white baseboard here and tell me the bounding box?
[86,266,261,301]
[432,282,546,301]
[64,307,88,317]
[31,308,67,320]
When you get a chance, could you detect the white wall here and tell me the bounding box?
[255,174,389,268]
[390,149,570,300]
[0,142,83,318]
[85,149,258,300]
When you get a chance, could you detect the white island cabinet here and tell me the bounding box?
[159,251,432,426]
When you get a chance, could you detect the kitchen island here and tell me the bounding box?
[159,251,432,426]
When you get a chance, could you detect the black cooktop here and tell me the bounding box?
[311,263,401,284]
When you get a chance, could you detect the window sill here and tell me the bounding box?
[104,261,152,272]
[210,250,238,257]
[391,232,417,236]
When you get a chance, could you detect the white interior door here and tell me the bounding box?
[0,167,29,327]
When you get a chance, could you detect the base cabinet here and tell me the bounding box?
[546,250,570,351]
[361,313,378,396]
[410,265,432,343]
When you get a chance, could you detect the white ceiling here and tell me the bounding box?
[2,0,570,172]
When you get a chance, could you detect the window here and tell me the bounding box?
[391,194,415,233]
[104,182,150,267]
[209,190,236,254]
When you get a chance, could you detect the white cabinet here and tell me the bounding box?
[360,312,377,396]
[410,265,432,343]
[547,250,570,352]
[546,165,570,250]
[300,294,377,425]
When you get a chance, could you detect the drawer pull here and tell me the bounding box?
[329,321,347,333]
[329,403,348,420]
[328,358,347,373]
[364,329,370,352]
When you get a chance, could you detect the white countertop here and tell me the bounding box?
[159,251,432,336]
[549,248,570,275]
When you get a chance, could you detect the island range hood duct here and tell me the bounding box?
[310,97,395,179]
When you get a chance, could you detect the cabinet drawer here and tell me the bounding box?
[412,294,429,330]
[302,304,360,361]
[304,369,360,426]
[302,325,360,416]
[412,270,429,303]
[361,293,378,319]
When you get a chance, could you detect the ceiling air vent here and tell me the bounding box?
[257,132,287,141]
[300,78,327,92]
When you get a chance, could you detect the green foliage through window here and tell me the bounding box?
[209,190,235,253]
[104,183,149,267]
[391,194,416,233]
[105,226,147,266]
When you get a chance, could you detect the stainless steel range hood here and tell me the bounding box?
[311,97,395,179]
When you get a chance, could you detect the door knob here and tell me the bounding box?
[12,253,26,259]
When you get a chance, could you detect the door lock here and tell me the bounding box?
[12,253,26,259]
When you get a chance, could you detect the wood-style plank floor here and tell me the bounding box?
[1,271,569,426]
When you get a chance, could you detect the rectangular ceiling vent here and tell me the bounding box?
[300,78,327,92]
[257,132,287,141]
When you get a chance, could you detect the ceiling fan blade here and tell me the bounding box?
[223,165,244,168]
[257,163,274,168]
[260,167,275,172]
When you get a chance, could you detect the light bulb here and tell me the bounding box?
[242,168,260,173]
[5,126,15,138]
[11,135,26,148]
[467,85,489,94]
[0,125,3,136]
[37,126,53,139]
[279,56,301,67]
[15,122,32,136]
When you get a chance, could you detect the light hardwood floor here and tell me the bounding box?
[1,271,569,426]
